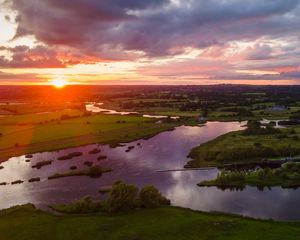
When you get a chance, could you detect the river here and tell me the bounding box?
[1,121,300,220]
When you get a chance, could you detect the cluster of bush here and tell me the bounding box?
[214,171,246,184]
[271,162,300,180]
[52,181,170,214]
[243,120,280,135]
[193,144,300,165]
[48,165,110,180]
[211,162,300,186]
[57,152,83,160]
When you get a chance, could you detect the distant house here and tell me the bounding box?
[269,105,288,111]
[273,105,288,111]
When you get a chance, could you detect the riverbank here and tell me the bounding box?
[0,112,179,163]
[186,126,300,168]
[1,204,300,240]
[199,162,300,189]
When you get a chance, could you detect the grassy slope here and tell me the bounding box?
[0,204,299,240]
[187,128,300,167]
[0,111,178,161]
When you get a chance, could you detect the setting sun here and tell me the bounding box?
[51,79,68,88]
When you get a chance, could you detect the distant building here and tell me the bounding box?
[270,105,288,111]
[266,105,288,112]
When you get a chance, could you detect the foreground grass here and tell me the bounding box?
[0,111,178,162]
[0,204,299,240]
[187,127,300,168]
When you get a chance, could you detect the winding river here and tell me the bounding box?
[1,120,300,220]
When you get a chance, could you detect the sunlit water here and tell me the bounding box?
[1,122,300,220]
[86,103,180,119]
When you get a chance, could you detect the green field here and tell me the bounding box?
[0,110,178,162]
[187,127,300,168]
[0,109,83,125]
[0,204,299,240]
[0,102,83,115]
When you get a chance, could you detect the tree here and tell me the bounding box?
[246,120,261,133]
[108,181,139,212]
[139,185,170,208]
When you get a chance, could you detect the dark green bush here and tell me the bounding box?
[52,182,171,214]
[88,165,103,177]
[107,181,139,212]
[139,185,170,208]
[52,197,104,214]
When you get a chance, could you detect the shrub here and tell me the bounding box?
[51,182,171,214]
[282,162,299,171]
[89,149,101,154]
[97,155,107,161]
[244,120,280,135]
[11,180,23,185]
[28,177,40,182]
[257,168,265,179]
[53,197,104,214]
[84,161,93,167]
[107,181,139,212]
[88,165,103,177]
[32,160,52,169]
[68,152,83,157]
[57,152,82,160]
[139,185,170,208]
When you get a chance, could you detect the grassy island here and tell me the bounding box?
[199,162,300,189]
[48,165,112,180]
[187,120,300,168]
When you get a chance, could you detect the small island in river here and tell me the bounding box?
[187,120,300,168]
[199,162,300,189]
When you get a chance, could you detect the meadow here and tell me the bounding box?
[0,204,300,240]
[0,110,178,162]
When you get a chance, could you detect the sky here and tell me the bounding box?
[0,0,300,85]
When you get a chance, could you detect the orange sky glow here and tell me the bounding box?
[1,0,300,85]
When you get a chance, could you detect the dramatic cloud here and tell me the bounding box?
[7,0,300,56]
[1,0,300,83]
[0,71,42,84]
[0,45,68,68]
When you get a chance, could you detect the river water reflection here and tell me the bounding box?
[1,121,300,220]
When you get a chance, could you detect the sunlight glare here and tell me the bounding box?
[51,78,68,88]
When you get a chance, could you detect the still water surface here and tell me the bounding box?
[1,121,300,220]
